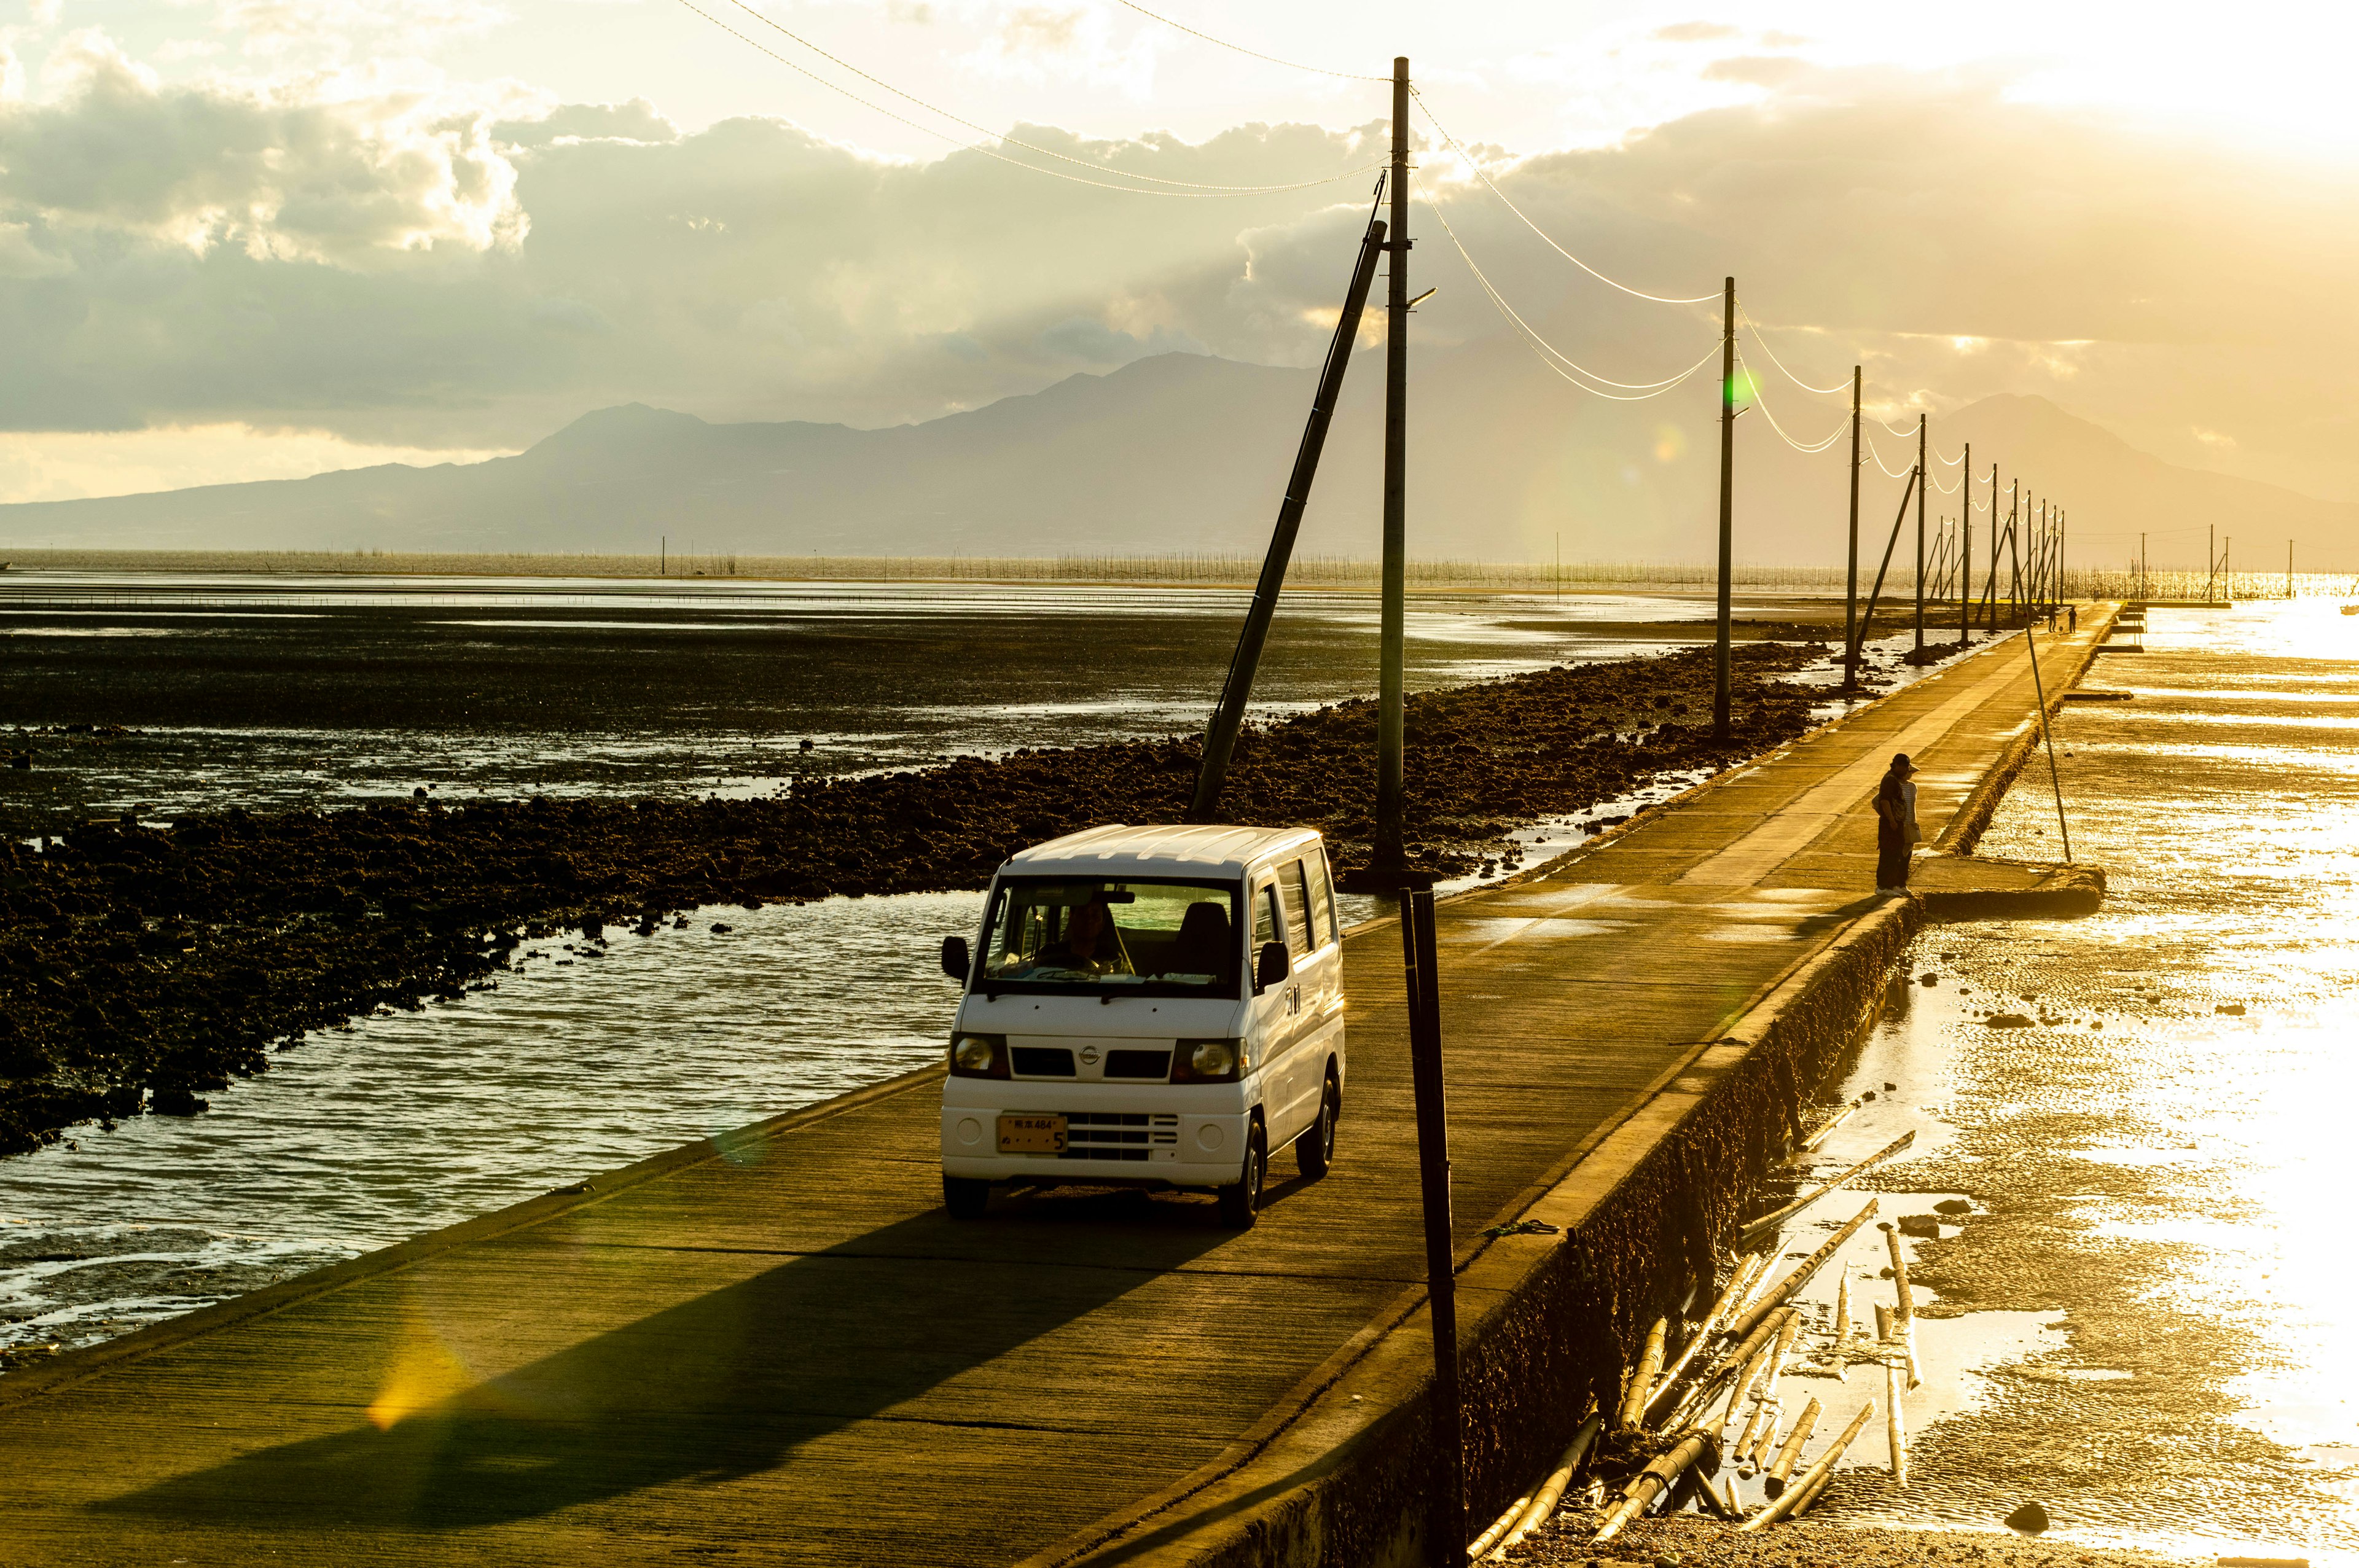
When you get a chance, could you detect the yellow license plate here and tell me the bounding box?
[997,1114,1067,1154]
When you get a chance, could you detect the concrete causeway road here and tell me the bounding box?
[1,615,2109,1567]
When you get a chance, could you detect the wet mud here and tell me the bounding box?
[1,643,1819,1155]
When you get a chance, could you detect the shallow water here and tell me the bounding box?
[1740,598,2359,1562]
[0,572,1946,1368]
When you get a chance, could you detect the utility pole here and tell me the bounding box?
[2140,531,2148,601]
[1713,277,1736,738]
[1912,415,1927,658]
[1960,442,1972,642]
[2224,534,2231,601]
[2008,480,2022,623]
[2290,539,2296,599]
[1843,366,1861,690]
[1371,56,1411,875]
[2207,523,2216,603]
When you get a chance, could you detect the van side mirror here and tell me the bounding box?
[941,936,969,981]
[1255,941,1289,991]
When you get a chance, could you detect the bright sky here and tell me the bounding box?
[1,0,2355,507]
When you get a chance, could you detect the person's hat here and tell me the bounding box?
[1890,752,1919,774]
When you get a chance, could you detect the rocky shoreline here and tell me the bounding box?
[0,643,1821,1154]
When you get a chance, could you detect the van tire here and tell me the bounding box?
[1217,1125,1266,1230]
[943,1176,990,1219]
[1295,1070,1339,1179]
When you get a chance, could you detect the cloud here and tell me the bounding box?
[0,52,2352,510]
[1652,21,1740,42]
[4,31,530,263]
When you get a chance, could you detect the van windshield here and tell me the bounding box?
[979,878,1242,996]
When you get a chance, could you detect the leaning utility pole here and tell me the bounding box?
[1189,200,1388,821]
[1912,415,1928,658]
[1959,441,1972,641]
[1713,277,1736,738]
[1843,366,1861,690]
[1371,57,1412,875]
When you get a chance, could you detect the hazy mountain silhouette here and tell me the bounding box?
[3,348,2349,570]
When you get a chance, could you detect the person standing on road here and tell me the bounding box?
[1875,752,1921,892]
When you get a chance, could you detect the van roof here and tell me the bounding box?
[1004,824,1324,880]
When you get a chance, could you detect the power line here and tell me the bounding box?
[1863,431,1915,478]
[1418,176,1718,400]
[675,0,1377,197]
[1736,306,1850,397]
[1413,90,1723,307]
[1737,351,1850,453]
[1112,0,1388,81]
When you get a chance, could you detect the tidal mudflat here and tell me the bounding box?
[1528,598,2359,1566]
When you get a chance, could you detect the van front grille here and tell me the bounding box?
[1103,1050,1172,1080]
[1058,1112,1180,1161]
[1011,1047,1075,1077]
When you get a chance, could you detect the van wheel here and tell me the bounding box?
[1217,1125,1266,1230]
[1296,1071,1339,1179]
[943,1176,990,1219]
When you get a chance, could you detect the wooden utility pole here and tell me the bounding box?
[1713,277,1736,738]
[2140,532,2148,600]
[2008,481,2022,623]
[2224,534,2231,601]
[2207,523,2216,603]
[1912,415,1927,658]
[1959,442,1972,641]
[1372,56,1410,874]
[2290,539,2296,599]
[1843,367,1861,690]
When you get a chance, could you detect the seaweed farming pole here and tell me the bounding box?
[1843,365,1862,689]
[1713,276,1736,738]
[1372,55,1412,872]
[1189,203,1388,820]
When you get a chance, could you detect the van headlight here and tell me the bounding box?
[950,1033,1009,1079]
[1172,1037,1245,1083]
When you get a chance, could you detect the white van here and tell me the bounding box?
[936,824,1347,1228]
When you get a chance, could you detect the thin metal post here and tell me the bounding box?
[1843,366,1861,689]
[2022,620,2073,861]
[1373,57,1410,871]
[1713,278,1737,736]
[1191,209,1389,821]
[1400,886,1463,1567]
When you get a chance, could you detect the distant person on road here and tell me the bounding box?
[2070,605,2079,632]
[1876,752,1922,893]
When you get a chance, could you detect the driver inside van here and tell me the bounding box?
[1027,897,1130,975]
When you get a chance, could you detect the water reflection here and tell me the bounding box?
[1801,597,2359,1562]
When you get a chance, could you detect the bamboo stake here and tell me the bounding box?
[1466,1487,1534,1560]
[1831,1273,1853,1378]
[1739,1397,1780,1470]
[1762,1395,1822,1498]
[1726,1201,1880,1341]
[1876,1305,1908,1485]
[1737,1314,1802,1465]
[1797,1101,1858,1155]
[1740,1131,1915,1248]
[1882,1222,1921,1391]
[1619,1319,1667,1429]
[1718,1343,1771,1436]
[1484,1415,1602,1560]
[1594,1430,1710,1542]
[1669,1306,1794,1429]
[1645,1255,1762,1414]
[1737,1400,1877,1532]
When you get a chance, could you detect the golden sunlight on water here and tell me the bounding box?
[1783,598,2359,1561]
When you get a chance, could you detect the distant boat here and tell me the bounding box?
[2344,604,2358,616]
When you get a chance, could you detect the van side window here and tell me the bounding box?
[1282,860,1315,953]
[1275,860,1312,956]
[1306,848,1337,946]
[1253,882,1281,953]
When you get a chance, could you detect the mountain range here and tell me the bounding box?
[2,341,2349,570]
